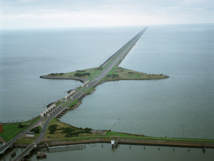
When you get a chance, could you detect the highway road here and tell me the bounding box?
[8,27,148,161]
[0,117,44,155]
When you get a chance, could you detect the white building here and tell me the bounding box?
[111,140,115,145]
[69,90,76,95]
[82,80,90,87]
[26,132,35,137]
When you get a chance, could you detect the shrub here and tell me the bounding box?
[60,127,91,137]
[31,126,40,134]
[61,127,75,134]
[77,70,85,72]
[74,73,90,77]
[85,128,92,133]
[49,124,58,134]
[61,127,76,137]
[18,124,26,128]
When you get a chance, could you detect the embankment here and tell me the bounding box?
[40,75,86,83]
[14,138,214,149]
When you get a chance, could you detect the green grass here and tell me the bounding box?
[76,86,83,92]
[0,116,41,141]
[46,67,104,81]
[15,139,34,144]
[105,131,214,143]
[140,136,214,143]
[79,137,212,144]
[85,87,94,94]
[40,127,214,143]
[45,118,93,139]
[61,100,71,107]
[67,100,79,108]
[14,117,213,145]
[104,67,169,82]
[105,131,134,137]
[42,119,214,144]
[45,117,57,137]
[107,65,117,76]
[49,117,58,125]
[55,101,61,106]
[29,116,42,126]
[87,68,103,81]
[0,123,24,141]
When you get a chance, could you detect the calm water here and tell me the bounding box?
[0,27,140,122]
[30,144,214,161]
[60,24,214,139]
[1,25,214,140]
[1,144,214,161]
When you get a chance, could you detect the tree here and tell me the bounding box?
[49,124,58,134]
[31,126,40,134]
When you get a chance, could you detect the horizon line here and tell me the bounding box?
[1,23,214,31]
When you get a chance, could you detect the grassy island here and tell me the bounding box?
[40,66,169,83]
[104,67,169,81]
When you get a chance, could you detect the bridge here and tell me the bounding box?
[1,27,147,160]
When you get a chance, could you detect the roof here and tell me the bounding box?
[26,132,35,134]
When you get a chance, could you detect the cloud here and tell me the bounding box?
[0,10,165,29]
[0,0,214,29]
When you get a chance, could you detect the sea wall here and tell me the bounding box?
[14,138,214,149]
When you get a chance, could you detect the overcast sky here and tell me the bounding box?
[0,0,214,29]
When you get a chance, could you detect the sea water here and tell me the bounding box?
[29,144,214,161]
[1,144,214,161]
[60,24,214,139]
[1,25,214,140]
[0,27,140,122]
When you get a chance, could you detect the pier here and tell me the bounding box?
[48,144,83,153]
[111,138,120,148]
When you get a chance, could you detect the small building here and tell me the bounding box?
[111,139,119,148]
[45,109,49,114]
[65,94,70,99]
[111,140,115,145]
[42,112,46,117]
[69,90,76,95]
[26,132,35,137]
[40,113,44,117]
[82,80,90,87]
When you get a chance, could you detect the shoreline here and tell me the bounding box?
[14,138,214,149]
[40,75,169,86]
[2,72,213,152]
[7,72,213,151]
[40,72,169,85]
[40,75,86,83]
